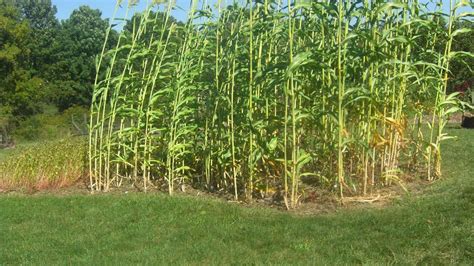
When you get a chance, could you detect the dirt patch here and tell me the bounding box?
[0,176,435,216]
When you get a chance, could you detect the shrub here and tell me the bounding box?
[14,105,88,141]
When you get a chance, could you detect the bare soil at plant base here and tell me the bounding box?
[0,173,433,216]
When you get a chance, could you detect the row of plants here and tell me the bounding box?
[89,0,473,208]
[0,137,87,191]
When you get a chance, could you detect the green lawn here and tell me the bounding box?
[0,127,473,264]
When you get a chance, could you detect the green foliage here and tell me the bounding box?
[90,0,472,207]
[15,0,60,76]
[450,20,474,90]
[13,106,89,141]
[0,0,117,142]
[0,106,13,144]
[0,2,41,116]
[50,6,116,110]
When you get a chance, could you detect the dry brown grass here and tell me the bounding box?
[0,137,87,191]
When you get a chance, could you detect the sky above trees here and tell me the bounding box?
[52,0,187,22]
[52,0,471,23]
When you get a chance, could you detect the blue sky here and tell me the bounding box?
[52,0,189,22]
[52,0,471,23]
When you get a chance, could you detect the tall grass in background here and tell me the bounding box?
[0,138,87,191]
[89,0,473,208]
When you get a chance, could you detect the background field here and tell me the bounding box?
[0,127,472,264]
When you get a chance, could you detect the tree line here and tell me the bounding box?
[0,0,115,142]
[0,0,185,143]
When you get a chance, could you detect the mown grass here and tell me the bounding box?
[0,127,473,264]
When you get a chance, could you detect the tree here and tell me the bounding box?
[50,6,116,110]
[124,10,183,37]
[15,0,60,77]
[0,1,44,141]
[0,2,43,117]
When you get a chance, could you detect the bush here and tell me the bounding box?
[13,105,88,141]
